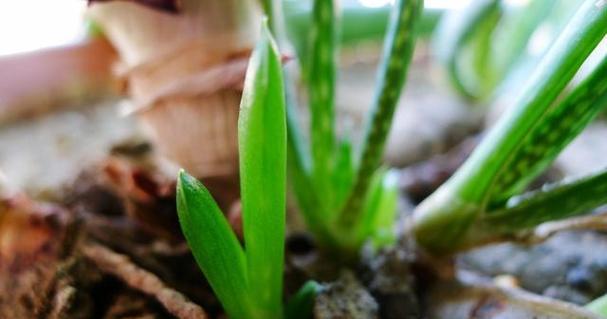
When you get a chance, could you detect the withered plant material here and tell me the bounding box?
[427,273,604,319]
[102,157,181,240]
[523,211,607,244]
[87,0,261,178]
[83,242,208,319]
[0,38,117,125]
[0,195,80,318]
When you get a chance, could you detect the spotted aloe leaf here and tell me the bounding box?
[487,55,607,207]
[338,0,423,231]
[413,0,607,254]
[307,0,338,209]
[464,168,607,246]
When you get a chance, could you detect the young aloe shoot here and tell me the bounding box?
[177,23,316,319]
[285,0,423,255]
[413,0,607,254]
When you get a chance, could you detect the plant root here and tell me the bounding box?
[82,242,208,319]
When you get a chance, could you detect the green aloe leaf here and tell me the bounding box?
[491,0,560,87]
[413,0,607,254]
[432,0,501,100]
[307,0,338,208]
[338,0,423,228]
[488,55,607,206]
[466,168,607,244]
[284,280,321,319]
[354,169,399,249]
[176,171,250,319]
[587,293,607,316]
[239,22,287,318]
[331,140,355,213]
[452,0,607,205]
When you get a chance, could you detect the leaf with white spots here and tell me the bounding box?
[338,0,423,228]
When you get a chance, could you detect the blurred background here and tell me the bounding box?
[0,0,604,199]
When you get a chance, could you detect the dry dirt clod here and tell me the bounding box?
[314,271,379,319]
[361,240,421,319]
[82,242,208,319]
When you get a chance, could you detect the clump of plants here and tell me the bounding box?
[284,0,423,255]
[413,0,607,254]
[140,0,607,317]
[177,23,317,319]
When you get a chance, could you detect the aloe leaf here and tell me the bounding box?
[452,0,606,204]
[338,0,422,228]
[587,294,607,316]
[353,168,387,248]
[491,0,559,86]
[414,0,607,254]
[284,280,321,319]
[307,0,338,207]
[331,140,354,213]
[432,0,501,100]
[355,169,399,249]
[287,123,336,247]
[467,6,500,98]
[370,171,399,249]
[432,1,607,206]
[471,169,607,239]
[176,171,250,319]
[285,2,442,63]
[488,56,607,205]
[238,23,286,318]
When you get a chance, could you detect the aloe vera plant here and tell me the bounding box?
[413,0,607,254]
[176,24,316,319]
[275,0,424,255]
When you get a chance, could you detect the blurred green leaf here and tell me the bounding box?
[331,140,354,213]
[587,293,607,316]
[355,169,398,249]
[432,0,501,100]
[284,280,321,319]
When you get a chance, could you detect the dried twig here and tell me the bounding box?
[82,242,207,319]
[527,211,607,243]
